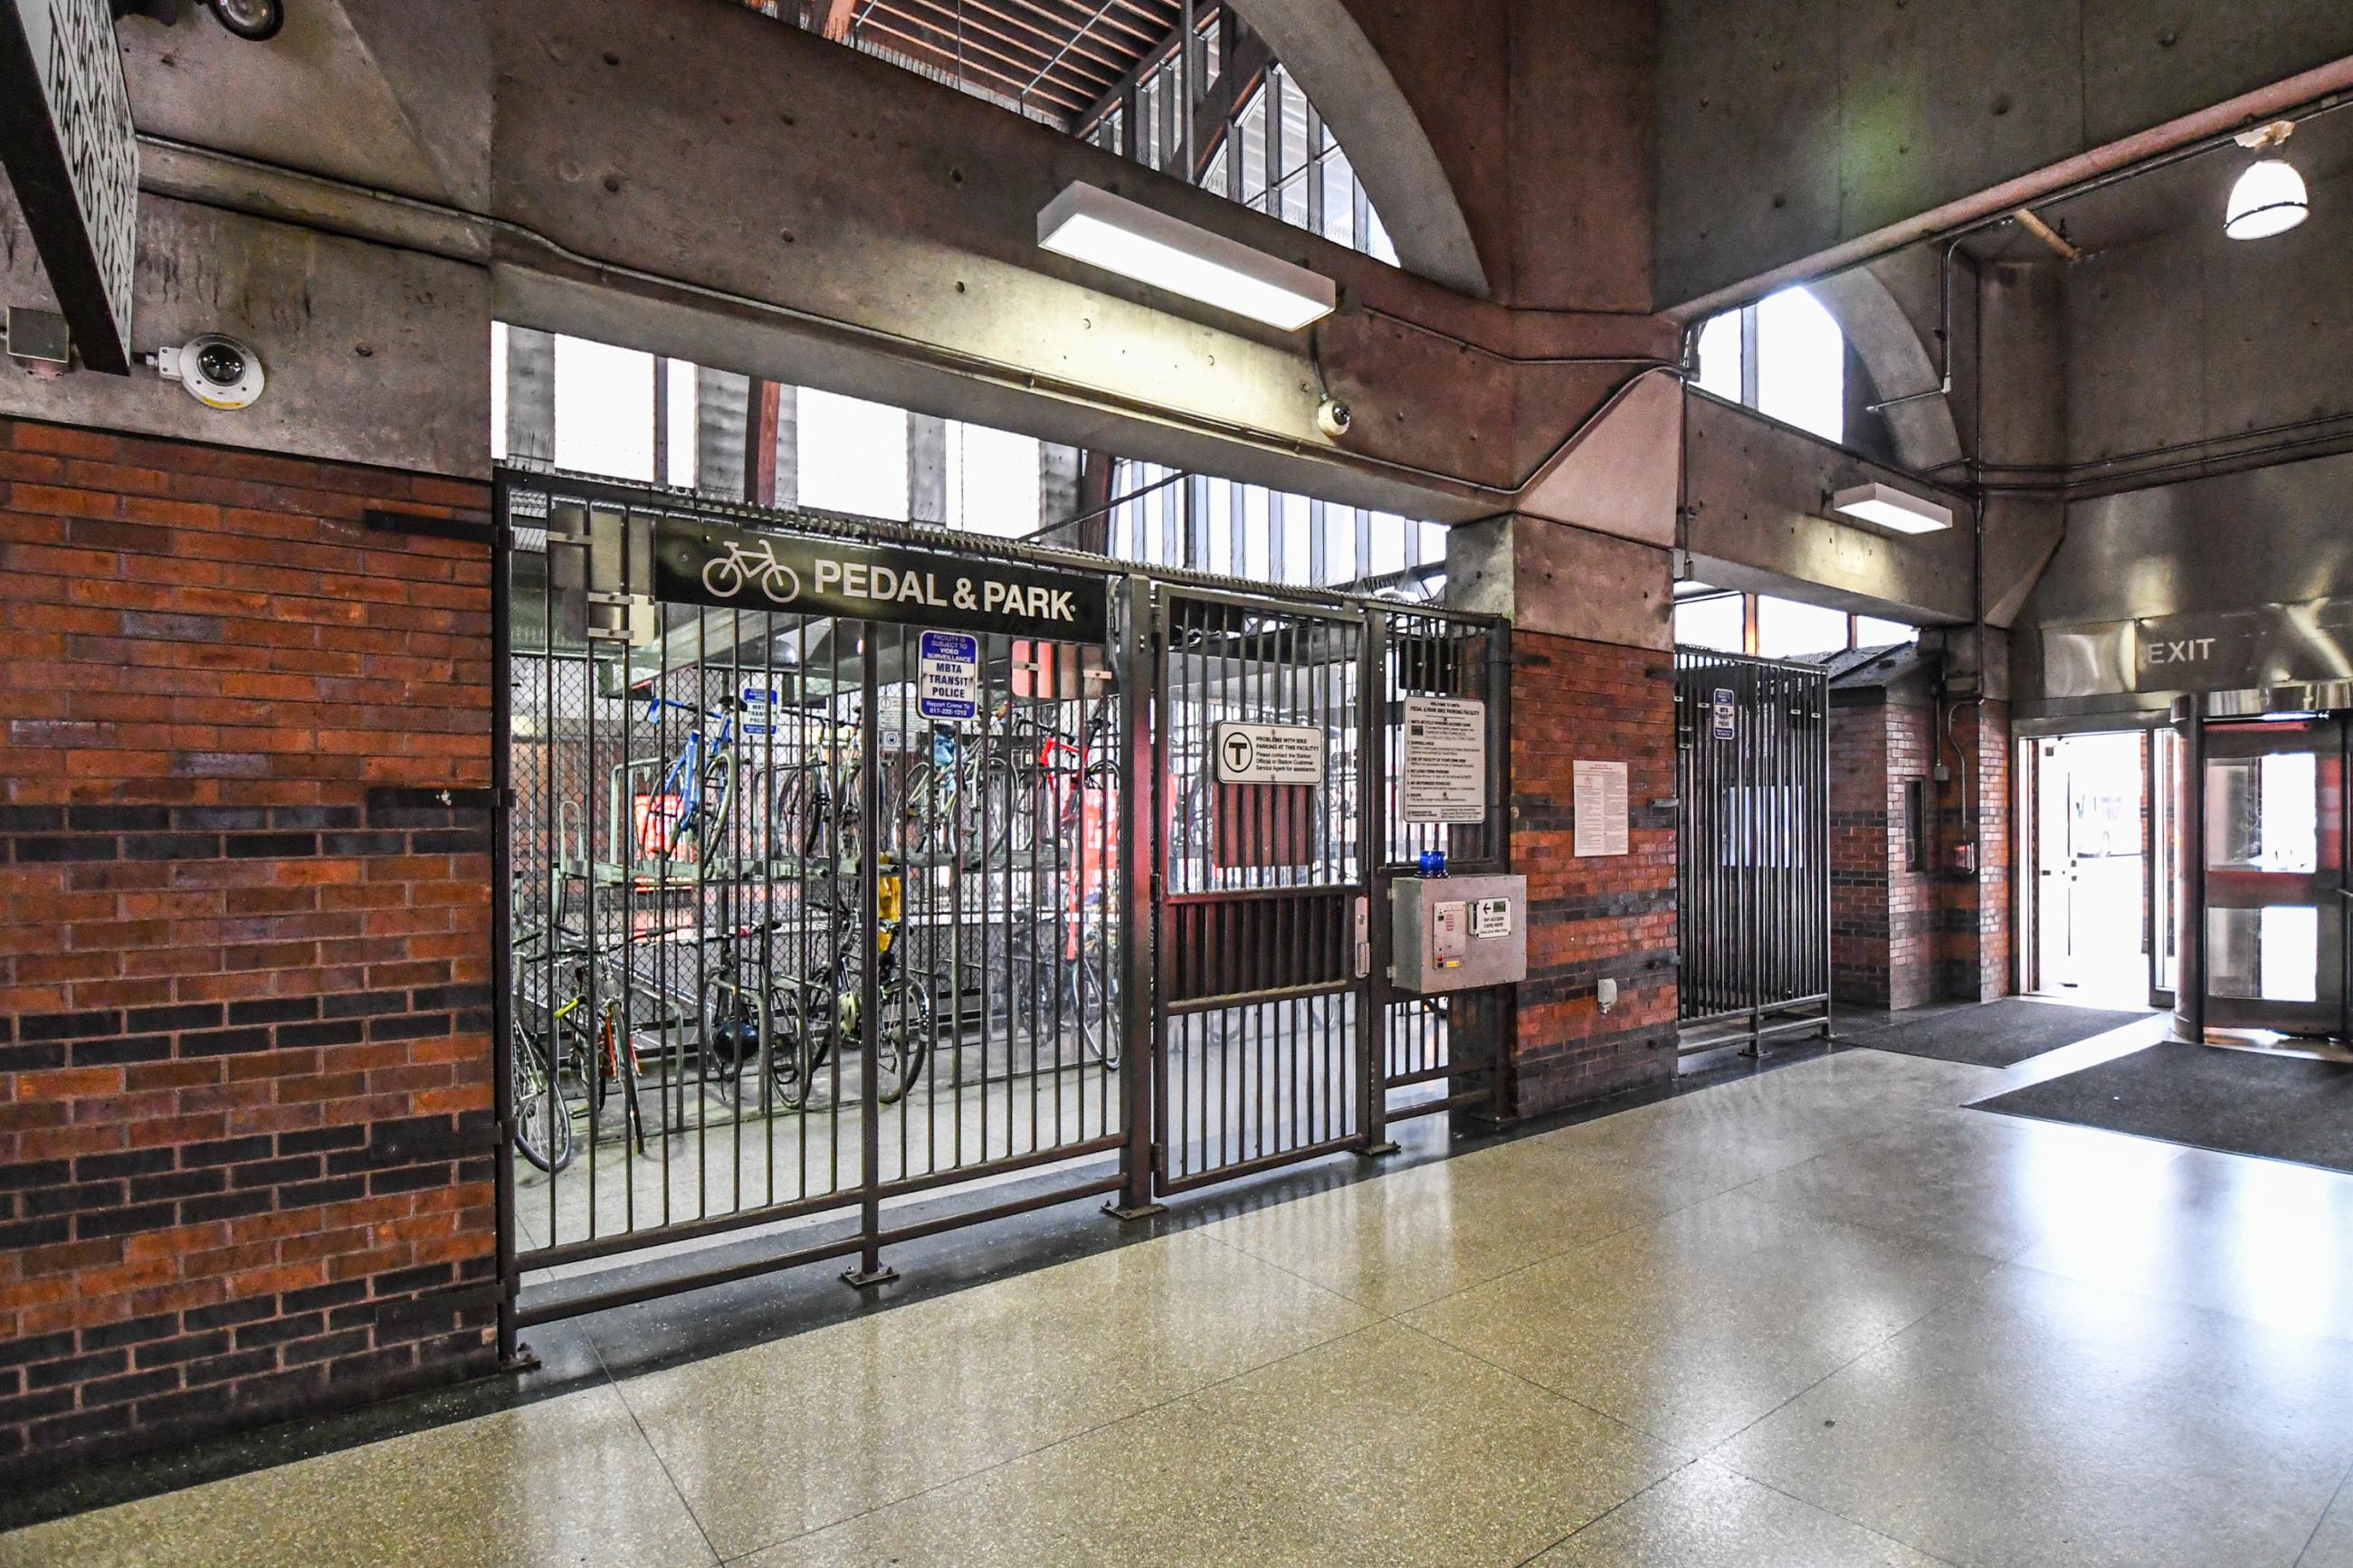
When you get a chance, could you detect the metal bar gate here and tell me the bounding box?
[492,470,1508,1352]
[1672,649,1832,1054]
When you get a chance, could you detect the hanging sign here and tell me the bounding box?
[0,0,138,375]
[1573,759,1630,857]
[653,518,1110,644]
[1711,687,1737,740]
[1213,721,1325,784]
[1399,695,1487,823]
[916,630,979,721]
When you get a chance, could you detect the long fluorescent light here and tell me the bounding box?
[1037,182,1336,331]
[1830,481,1952,535]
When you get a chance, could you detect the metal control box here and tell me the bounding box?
[1389,874,1528,993]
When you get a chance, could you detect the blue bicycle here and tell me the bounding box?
[643,692,745,858]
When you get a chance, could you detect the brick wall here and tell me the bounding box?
[1829,697,1937,1010]
[1936,698,2014,1002]
[0,418,497,1481]
[1507,631,1678,1116]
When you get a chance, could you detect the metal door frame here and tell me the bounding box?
[1146,581,1374,1196]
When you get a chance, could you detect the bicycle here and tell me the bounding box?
[510,925,652,1172]
[698,872,935,1112]
[640,691,745,861]
[1034,889,1121,1069]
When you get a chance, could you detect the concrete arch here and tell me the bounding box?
[1223,0,1491,299]
[1809,262,1965,472]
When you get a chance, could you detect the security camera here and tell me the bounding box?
[1315,396,1353,439]
[155,334,266,411]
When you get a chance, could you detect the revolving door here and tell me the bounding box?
[2174,689,2353,1049]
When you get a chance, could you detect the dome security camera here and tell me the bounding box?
[1315,396,1353,439]
[156,334,266,411]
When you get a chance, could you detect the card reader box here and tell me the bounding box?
[1390,873,1528,993]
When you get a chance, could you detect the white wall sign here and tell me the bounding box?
[1471,897,1511,939]
[1399,695,1487,823]
[1573,759,1630,857]
[916,630,979,721]
[1213,721,1325,784]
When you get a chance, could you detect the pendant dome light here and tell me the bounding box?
[2225,121,2309,241]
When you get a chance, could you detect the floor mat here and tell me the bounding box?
[1971,1040,2353,1174]
[1842,997,2154,1069]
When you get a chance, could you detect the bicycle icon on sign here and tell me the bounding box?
[702,537,802,604]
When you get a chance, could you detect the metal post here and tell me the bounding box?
[1358,610,1396,1156]
[490,479,532,1372]
[844,624,898,1287]
[2178,704,2206,1044]
[1106,574,1166,1218]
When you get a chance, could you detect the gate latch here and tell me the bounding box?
[1352,894,1371,979]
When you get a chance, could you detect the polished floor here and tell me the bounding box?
[10,1038,2353,1567]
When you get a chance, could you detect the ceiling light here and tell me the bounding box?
[2225,120,2309,241]
[1037,182,1336,331]
[1830,482,1952,535]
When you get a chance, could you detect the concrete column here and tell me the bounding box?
[772,385,800,510]
[505,326,555,469]
[1039,442,1082,536]
[909,413,948,525]
[696,367,750,501]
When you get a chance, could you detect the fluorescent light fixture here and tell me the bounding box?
[1037,182,1336,331]
[1830,481,1953,535]
[2225,158,2309,240]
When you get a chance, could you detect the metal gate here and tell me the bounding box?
[1672,650,1831,1052]
[492,470,1510,1352]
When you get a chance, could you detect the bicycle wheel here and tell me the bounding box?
[681,749,737,857]
[510,1021,575,1173]
[698,974,761,1096]
[766,981,834,1112]
[872,975,934,1106]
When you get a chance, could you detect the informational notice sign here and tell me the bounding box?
[654,518,1109,644]
[1399,695,1487,823]
[915,630,979,721]
[1711,687,1737,741]
[1212,721,1325,784]
[0,0,138,375]
[1573,759,1629,857]
[1471,897,1512,939]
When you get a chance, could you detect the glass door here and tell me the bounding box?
[2200,718,2348,1036]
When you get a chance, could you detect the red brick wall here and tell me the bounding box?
[1830,698,1937,1010]
[1937,698,2014,1001]
[1507,631,1677,1115]
[0,418,497,1480]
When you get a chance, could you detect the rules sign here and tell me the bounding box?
[1399,695,1487,823]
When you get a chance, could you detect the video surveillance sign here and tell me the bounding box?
[0,0,138,375]
[655,517,1110,644]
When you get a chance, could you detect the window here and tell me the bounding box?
[1855,613,1917,647]
[1754,594,1850,659]
[943,421,1040,537]
[491,323,509,463]
[1692,285,1845,444]
[551,335,655,482]
[1693,312,1741,403]
[1756,288,1844,443]
[797,388,910,520]
[1673,593,1744,652]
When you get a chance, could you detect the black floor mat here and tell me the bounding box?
[1841,997,2155,1069]
[1971,1041,2353,1174]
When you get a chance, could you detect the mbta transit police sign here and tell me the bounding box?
[654,518,1110,644]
